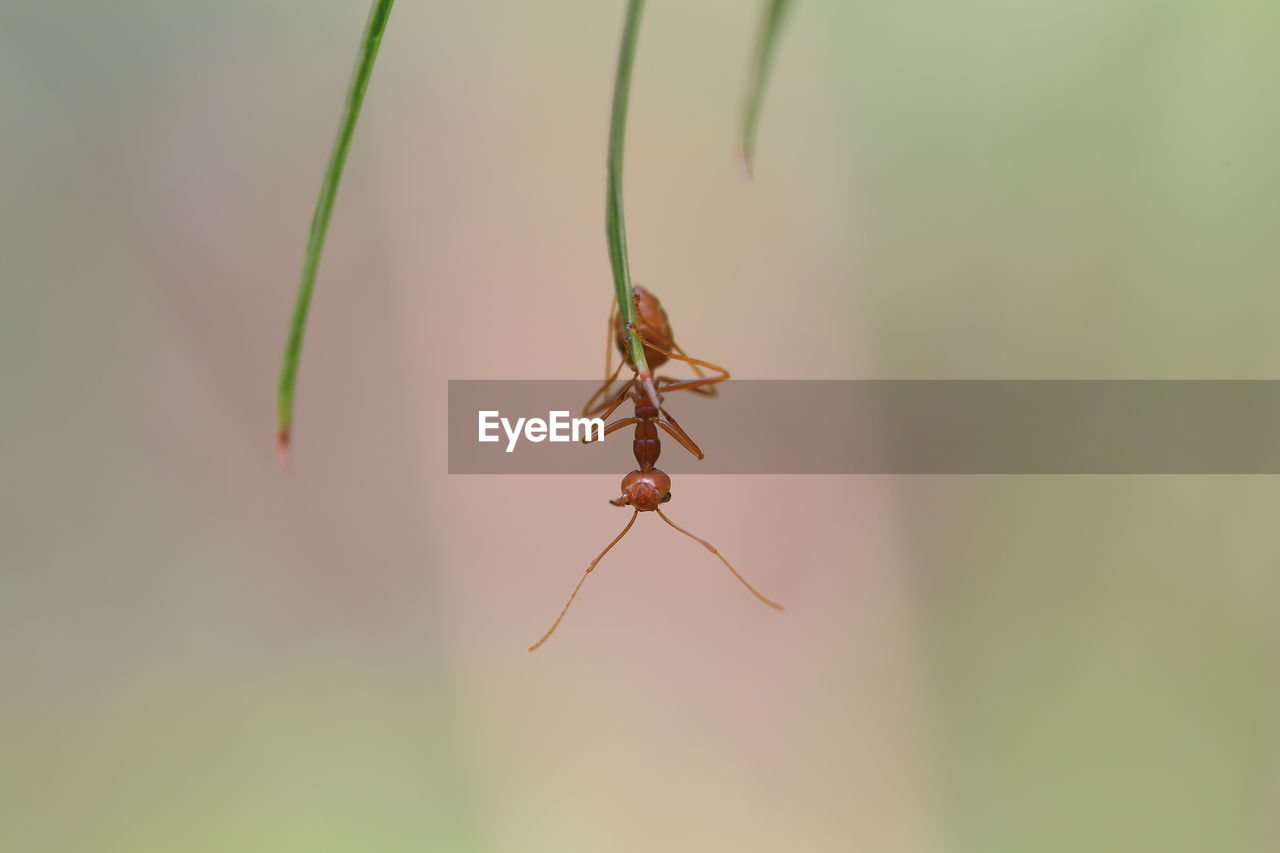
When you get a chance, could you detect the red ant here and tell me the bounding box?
[528,287,783,651]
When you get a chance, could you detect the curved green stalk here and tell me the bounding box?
[606,0,655,395]
[276,0,396,453]
[741,0,792,177]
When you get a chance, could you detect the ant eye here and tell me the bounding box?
[662,492,672,503]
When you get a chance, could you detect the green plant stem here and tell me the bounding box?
[605,0,656,398]
[741,0,792,177]
[276,0,395,452]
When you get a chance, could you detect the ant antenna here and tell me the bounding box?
[655,509,785,611]
[528,510,639,651]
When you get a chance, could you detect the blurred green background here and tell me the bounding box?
[2,2,1277,851]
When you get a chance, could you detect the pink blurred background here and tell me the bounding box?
[4,2,1277,851]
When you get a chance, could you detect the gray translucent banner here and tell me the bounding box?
[448,381,1280,474]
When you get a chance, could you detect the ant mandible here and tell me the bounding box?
[529,287,783,651]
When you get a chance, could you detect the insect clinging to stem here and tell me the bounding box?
[528,287,784,652]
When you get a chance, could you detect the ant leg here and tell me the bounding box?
[581,416,638,447]
[584,377,636,426]
[656,373,716,397]
[529,509,640,651]
[583,361,628,417]
[602,417,638,436]
[655,509,785,611]
[632,327,730,396]
[671,342,718,397]
[656,374,728,395]
[582,297,627,416]
[657,409,705,460]
[580,384,636,444]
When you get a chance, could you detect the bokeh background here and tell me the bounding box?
[3,1,1278,851]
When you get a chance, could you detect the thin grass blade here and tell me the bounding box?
[276,0,396,456]
[740,0,793,177]
[605,0,656,401]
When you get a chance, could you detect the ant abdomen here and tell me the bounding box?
[614,286,675,369]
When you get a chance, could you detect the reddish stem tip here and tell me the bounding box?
[276,428,292,471]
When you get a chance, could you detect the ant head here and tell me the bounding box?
[618,469,672,512]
